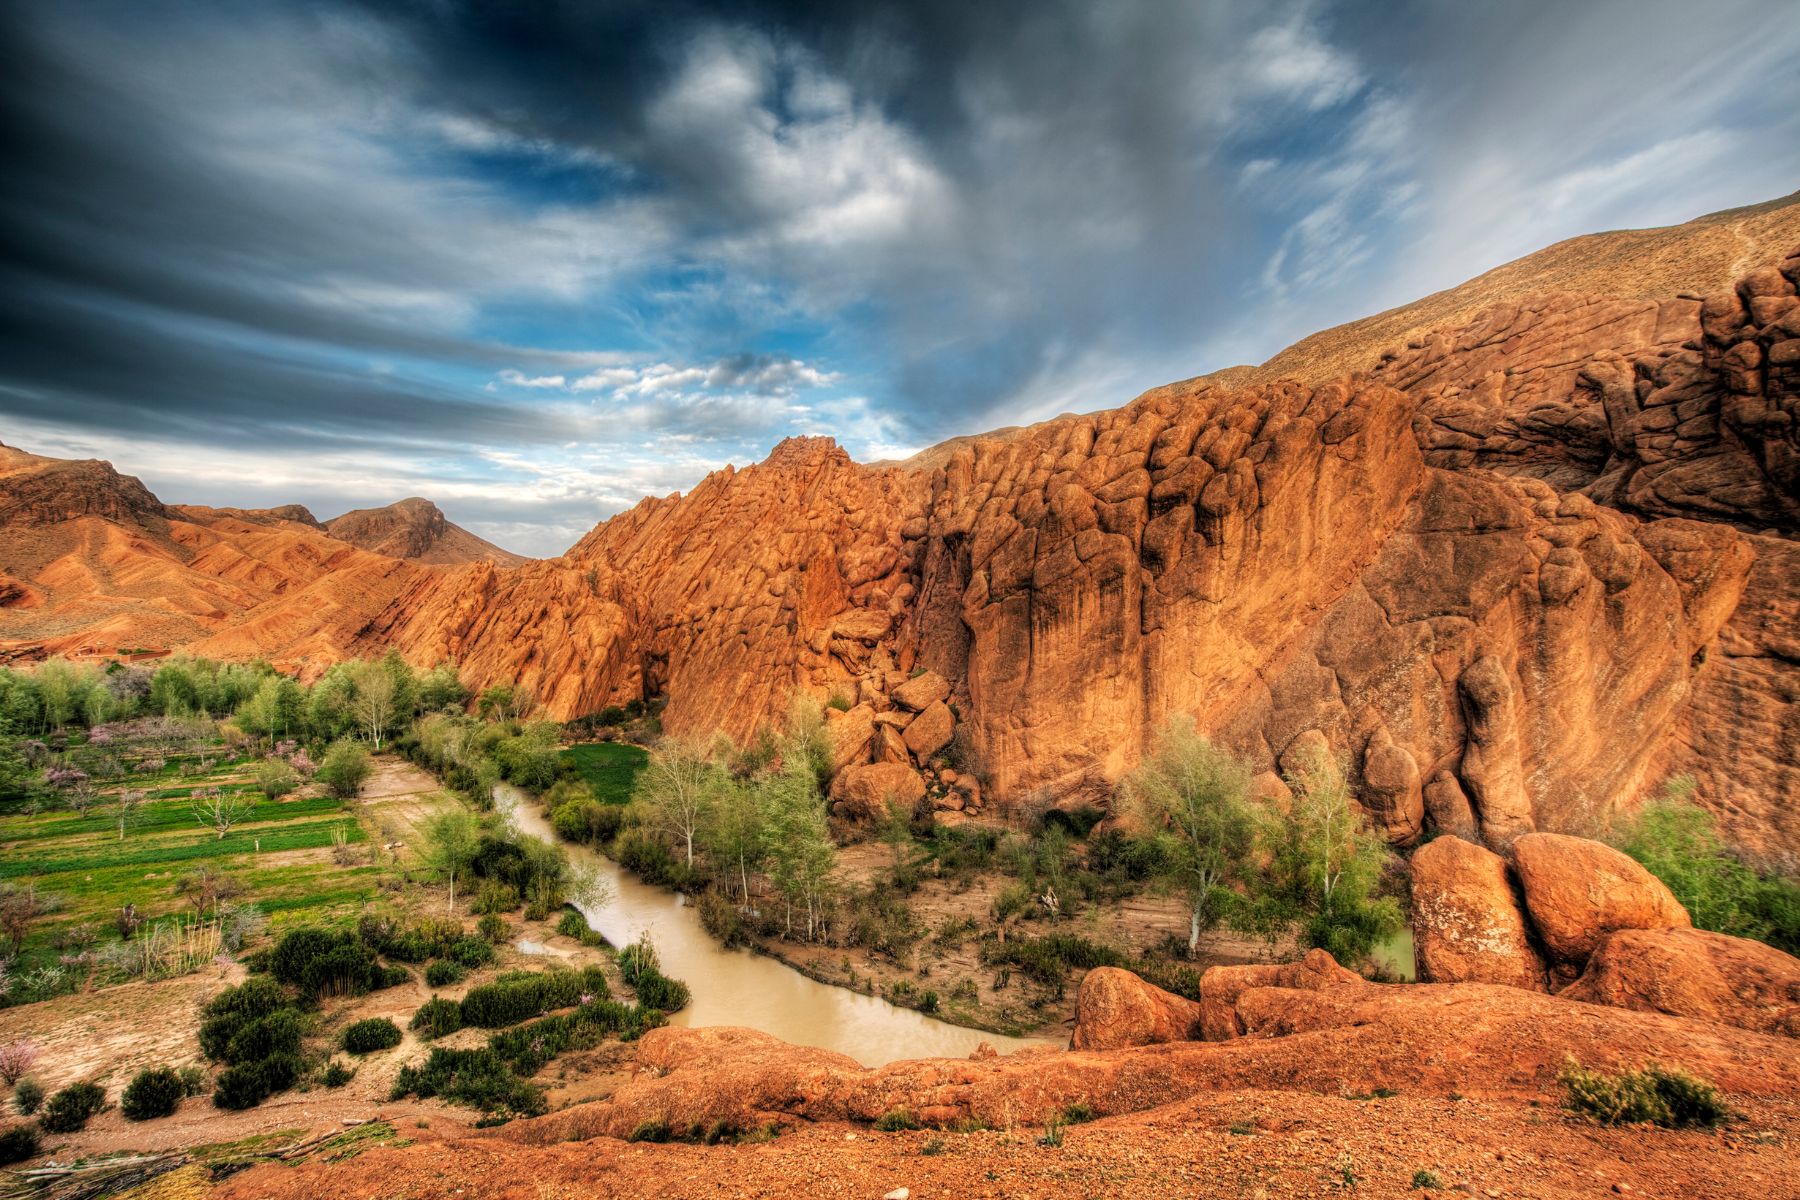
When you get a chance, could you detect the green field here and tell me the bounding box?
[0,750,391,998]
[560,742,649,805]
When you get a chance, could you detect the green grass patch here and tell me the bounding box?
[560,742,648,806]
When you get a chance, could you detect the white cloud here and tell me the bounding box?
[496,369,568,389]
[1242,12,1365,111]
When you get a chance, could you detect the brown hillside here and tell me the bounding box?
[326,497,528,566]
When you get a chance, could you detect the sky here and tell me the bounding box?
[1,1,1797,557]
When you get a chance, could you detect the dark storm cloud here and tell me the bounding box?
[1,0,1796,555]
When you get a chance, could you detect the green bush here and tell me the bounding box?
[478,912,508,944]
[342,1018,403,1054]
[120,1067,184,1120]
[212,1053,301,1111]
[1612,793,1800,954]
[459,968,606,1028]
[321,1060,356,1088]
[411,997,464,1039]
[38,1081,106,1133]
[12,1078,43,1116]
[617,934,690,1013]
[267,926,387,998]
[447,935,495,969]
[316,740,371,799]
[474,881,519,916]
[389,1047,545,1117]
[0,1124,38,1165]
[1558,1060,1731,1128]
[425,960,466,987]
[874,1107,921,1132]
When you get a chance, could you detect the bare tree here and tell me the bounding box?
[190,787,251,840]
[108,788,145,840]
[636,737,726,870]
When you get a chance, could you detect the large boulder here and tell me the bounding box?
[1068,967,1205,1050]
[1409,835,1546,991]
[1510,832,1691,970]
[824,702,876,771]
[890,670,950,713]
[1562,927,1800,1038]
[1360,726,1425,844]
[828,762,926,826]
[902,699,954,761]
[1197,949,1364,1041]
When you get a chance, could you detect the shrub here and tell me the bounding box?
[38,1081,106,1133]
[696,891,749,949]
[0,1124,38,1165]
[474,881,519,916]
[389,1047,545,1117]
[425,960,466,987]
[255,758,300,799]
[1558,1059,1731,1129]
[874,1107,921,1132]
[321,1060,356,1088]
[212,1052,301,1111]
[447,936,495,969]
[617,934,690,1013]
[177,1065,209,1097]
[459,968,606,1028]
[552,798,624,846]
[121,1067,184,1120]
[478,913,508,944]
[411,997,464,1039]
[267,925,386,998]
[0,1039,38,1086]
[342,1018,403,1054]
[198,977,290,1062]
[12,1078,43,1116]
[316,739,371,799]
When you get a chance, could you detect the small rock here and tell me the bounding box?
[884,1190,910,1200]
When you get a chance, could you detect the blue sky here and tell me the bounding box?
[1,0,1797,556]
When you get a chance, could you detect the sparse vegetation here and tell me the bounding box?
[1558,1058,1731,1128]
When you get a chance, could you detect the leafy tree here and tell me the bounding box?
[347,659,399,750]
[1260,746,1402,963]
[316,739,371,799]
[704,775,767,905]
[1611,778,1800,954]
[633,736,727,870]
[417,661,469,711]
[255,758,300,799]
[478,685,520,722]
[760,756,835,941]
[421,807,481,914]
[1125,715,1257,953]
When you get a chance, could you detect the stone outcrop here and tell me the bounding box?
[1068,966,1205,1050]
[827,761,926,827]
[1196,949,1364,1041]
[1510,832,1691,971]
[324,497,527,566]
[1409,835,1546,990]
[1561,927,1800,1038]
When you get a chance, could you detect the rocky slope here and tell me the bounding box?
[0,445,498,665]
[2,197,1796,864]
[364,231,1798,863]
[325,497,528,566]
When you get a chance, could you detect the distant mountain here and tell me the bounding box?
[325,498,527,567]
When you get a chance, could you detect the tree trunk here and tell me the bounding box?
[1189,907,1201,954]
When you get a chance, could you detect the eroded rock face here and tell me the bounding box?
[1068,966,1206,1050]
[1562,927,1800,1038]
[1510,832,1691,971]
[1409,835,1546,991]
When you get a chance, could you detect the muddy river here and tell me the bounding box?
[495,784,1055,1066]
